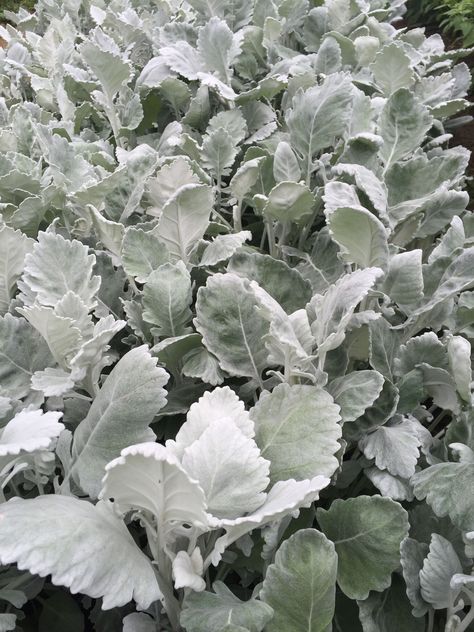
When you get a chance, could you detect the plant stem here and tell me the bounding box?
[426,608,434,632]
[233,200,243,232]
[265,219,277,258]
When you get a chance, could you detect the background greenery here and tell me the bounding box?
[406,0,474,47]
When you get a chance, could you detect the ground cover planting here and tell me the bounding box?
[0,0,473,629]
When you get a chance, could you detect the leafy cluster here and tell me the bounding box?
[0,0,473,630]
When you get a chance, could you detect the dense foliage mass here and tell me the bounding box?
[0,0,473,630]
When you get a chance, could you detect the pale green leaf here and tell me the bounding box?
[379,89,433,171]
[182,347,225,385]
[327,370,384,422]
[447,335,472,403]
[88,207,124,261]
[371,43,415,96]
[170,386,254,460]
[251,383,342,483]
[71,346,169,498]
[273,141,301,183]
[194,273,270,383]
[286,73,353,183]
[0,226,33,315]
[17,305,81,368]
[80,41,132,100]
[0,408,63,456]
[181,417,270,519]
[154,184,214,264]
[198,232,252,267]
[206,110,247,145]
[383,250,424,312]
[172,549,205,592]
[31,367,75,397]
[309,267,383,359]
[208,476,330,564]
[400,537,430,617]
[201,127,238,179]
[326,206,389,269]
[181,582,273,632]
[142,262,192,338]
[359,417,422,479]
[412,463,474,531]
[159,41,203,81]
[420,534,462,609]
[147,157,200,218]
[261,529,337,632]
[264,181,315,223]
[228,251,312,313]
[314,36,342,74]
[19,232,100,309]
[230,158,265,200]
[197,17,239,84]
[0,314,52,399]
[121,228,170,284]
[318,496,409,600]
[331,163,388,220]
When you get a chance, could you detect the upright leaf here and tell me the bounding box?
[379,89,433,172]
[71,346,169,498]
[0,226,33,315]
[261,529,337,632]
[154,184,214,264]
[287,73,353,183]
[142,262,192,338]
[194,273,270,384]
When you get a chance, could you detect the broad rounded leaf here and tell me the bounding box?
[181,582,273,632]
[251,384,342,483]
[18,232,100,309]
[101,442,209,542]
[359,417,422,479]
[0,314,52,399]
[317,496,409,599]
[171,386,254,458]
[264,182,315,224]
[181,417,270,519]
[327,370,384,422]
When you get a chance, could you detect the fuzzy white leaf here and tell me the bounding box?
[0,496,159,609]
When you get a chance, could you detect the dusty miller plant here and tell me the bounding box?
[0,0,472,630]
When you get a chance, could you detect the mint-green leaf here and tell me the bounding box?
[194,273,270,383]
[318,496,409,600]
[261,529,337,632]
[181,582,273,632]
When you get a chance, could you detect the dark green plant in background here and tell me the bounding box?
[0,0,34,23]
[407,0,474,47]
